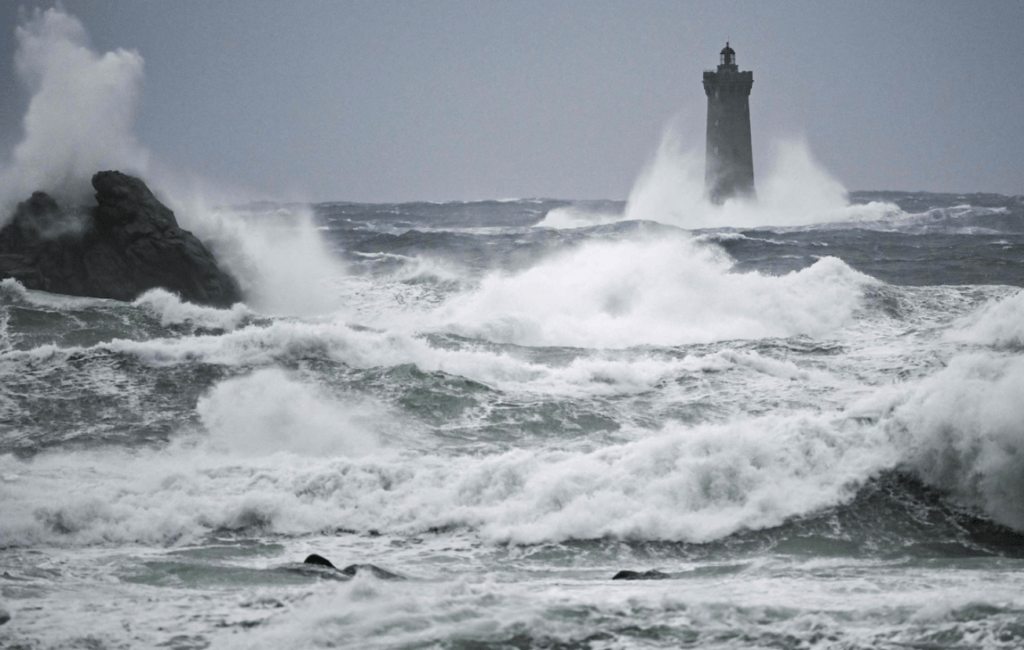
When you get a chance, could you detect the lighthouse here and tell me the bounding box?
[703,42,755,203]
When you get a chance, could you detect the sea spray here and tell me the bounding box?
[0,9,347,319]
[197,368,382,457]
[3,7,1024,649]
[164,199,351,316]
[537,122,897,231]
[0,8,149,219]
[623,129,857,229]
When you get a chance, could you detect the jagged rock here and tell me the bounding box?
[0,171,242,307]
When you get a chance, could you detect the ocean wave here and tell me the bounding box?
[0,277,114,310]
[6,344,1024,548]
[534,206,622,229]
[949,289,1024,348]
[0,407,898,547]
[431,237,874,347]
[886,352,1024,531]
[0,322,697,398]
[132,288,255,331]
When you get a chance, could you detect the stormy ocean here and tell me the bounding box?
[2,172,1024,649]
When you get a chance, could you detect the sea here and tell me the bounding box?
[2,188,1024,649]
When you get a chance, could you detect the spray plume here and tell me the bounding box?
[0,8,149,219]
[540,121,891,231]
[623,124,852,229]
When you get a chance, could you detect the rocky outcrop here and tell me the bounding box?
[0,171,242,307]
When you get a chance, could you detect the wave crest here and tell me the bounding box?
[433,237,873,347]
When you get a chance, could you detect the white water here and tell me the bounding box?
[427,239,872,348]
[4,284,1024,551]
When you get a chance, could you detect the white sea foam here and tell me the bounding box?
[887,352,1024,530]
[430,236,873,348]
[227,569,1024,650]
[0,406,897,547]
[0,8,149,220]
[4,294,1020,549]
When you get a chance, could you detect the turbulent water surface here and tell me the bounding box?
[2,191,1024,649]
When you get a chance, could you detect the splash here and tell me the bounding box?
[623,125,860,229]
[538,122,895,231]
[0,8,348,316]
[165,199,350,316]
[197,368,382,457]
[0,8,149,220]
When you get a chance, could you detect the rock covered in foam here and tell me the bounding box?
[0,171,242,308]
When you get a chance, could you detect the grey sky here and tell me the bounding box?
[1,0,1022,202]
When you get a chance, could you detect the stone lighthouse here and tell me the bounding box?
[703,42,755,203]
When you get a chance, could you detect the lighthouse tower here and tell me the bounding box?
[703,42,755,203]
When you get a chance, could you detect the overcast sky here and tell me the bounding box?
[1,1,1022,202]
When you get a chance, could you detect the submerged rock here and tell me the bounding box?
[302,554,406,580]
[338,563,406,581]
[611,569,672,580]
[0,171,242,307]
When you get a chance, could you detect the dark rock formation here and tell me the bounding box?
[0,171,242,307]
[303,553,335,568]
[302,554,406,580]
[611,569,671,580]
